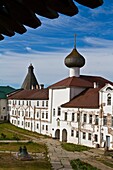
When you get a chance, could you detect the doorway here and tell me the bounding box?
[62,129,67,142]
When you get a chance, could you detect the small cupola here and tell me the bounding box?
[64,35,85,77]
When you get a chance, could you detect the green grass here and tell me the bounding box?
[61,142,91,152]
[0,153,51,170]
[0,141,46,153]
[0,123,52,169]
[0,123,48,140]
[71,159,99,170]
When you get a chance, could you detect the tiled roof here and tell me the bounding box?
[8,88,49,100]
[49,75,113,89]
[61,88,100,109]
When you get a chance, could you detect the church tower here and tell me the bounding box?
[21,64,39,90]
[64,35,85,77]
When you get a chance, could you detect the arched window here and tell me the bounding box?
[107,93,111,105]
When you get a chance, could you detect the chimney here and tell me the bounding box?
[94,82,99,88]
[40,84,44,89]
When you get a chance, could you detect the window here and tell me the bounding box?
[89,115,92,124]
[22,121,23,126]
[46,112,48,119]
[18,121,20,125]
[12,110,14,115]
[18,111,20,116]
[77,113,80,122]
[18,101,20,105]
[22,111,24,116]
[8,106,11,111]
[58,107,61,116]
[71,130,74,137]
[28,122,30,127]
[37,112,39,118]
[42,125,44,130]
[25,122,27,127]
[42,112,44,119]
[88,133,91,140]
[26,111,28,117]
[83,114,87,123]
[46,101,48,107]
[95,115,99,125]
[13,100,14,105]
[64,112,67,121]
[37,123,39,129]
[107,93,111,105]
[37,101,39,106]
[42,101,44,107]
[29,112,30,117]
[29,101,31,106]
[95,134,98,142]
[57,118,60,126]
[101,133,103,141]
[53,108,55,116]
[26,101,28,106]
[46,125,48,131]
[76,131,79,138]
[22,101,24,105]
[103,116,107,126]
[83,132,86,139]
[112,117,113,127]
[72,113,75,122]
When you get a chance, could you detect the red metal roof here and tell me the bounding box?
[61,87,100,109]
[49,75,113,89]
[8,88,49,100]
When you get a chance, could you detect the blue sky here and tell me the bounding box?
[0,0,113,88]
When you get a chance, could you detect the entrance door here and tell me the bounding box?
[55,129,60,140]
[62,129,67,142]
[106,136,110,148]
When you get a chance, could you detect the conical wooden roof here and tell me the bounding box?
[21,64,39,90]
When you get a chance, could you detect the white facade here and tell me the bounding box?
[9,99,51,136]
[8,82,113,150]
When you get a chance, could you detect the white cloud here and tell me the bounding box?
[0,37,113,88]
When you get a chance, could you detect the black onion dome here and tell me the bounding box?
[64,48,85,68]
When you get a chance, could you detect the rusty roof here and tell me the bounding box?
[61,87,100,108]
[8,88,49,100]
[49,75,113,89]
[0,0,103,40]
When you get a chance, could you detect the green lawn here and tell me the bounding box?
[0,123,46,140]
[71,159,99,170]
[0,153,51,170]
[0,123,52,170]
[0,141,46,153]
[61,142,91,152]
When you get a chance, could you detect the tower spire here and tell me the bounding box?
[74,34,76,49]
